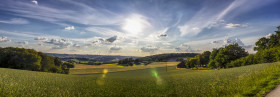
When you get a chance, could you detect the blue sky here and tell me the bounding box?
[0,0,279,56]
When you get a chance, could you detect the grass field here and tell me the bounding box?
[1,62,280,96]
[70,62,179,74]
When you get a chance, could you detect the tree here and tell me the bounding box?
[63,62,75,68]
[210,44,248,68]
[176,58,184,61]
[177,61,186,68]
[54,57,63,67]
[200,51,211,66]
[0,47,70,74]
[209,49,220,61]
[185,58,197,68]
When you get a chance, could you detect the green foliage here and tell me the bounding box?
[254,30,280,51]
[176,58,184,61]
[185,58,197,68]
[88,61,103,65]
[207,60,217,68]
[118,57,135,66]
[209,44,248,68]
[0,47,70,74]
[63,62,75,68]
[0,47,42,71]
[224,28,280,68]
[255,47,280,63]
[54,57,63,66]
[184,51,211,68]
[177,61,186,68]
[209,48,220,61]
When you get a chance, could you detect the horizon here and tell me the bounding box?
[0,0,280,56]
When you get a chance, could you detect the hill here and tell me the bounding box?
[138,53,198,62]
[46,53,140,63]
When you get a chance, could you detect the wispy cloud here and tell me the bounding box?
[86,27,122,36]
[0,18,29,24]
[34,37,48,41]
[225,23,248,28]
[0,0,122,26]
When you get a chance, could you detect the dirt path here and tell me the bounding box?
[266,85,280,97]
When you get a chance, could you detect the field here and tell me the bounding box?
[70,62,179,74]
[1,62,280,96]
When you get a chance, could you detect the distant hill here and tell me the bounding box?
[138,53,198,62]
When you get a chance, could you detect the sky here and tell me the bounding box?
[0,0,279,56]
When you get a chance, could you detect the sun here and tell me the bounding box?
[122,14,149,35]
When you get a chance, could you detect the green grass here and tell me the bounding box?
[70,59,89,64]
[70,62,179,74]
[1,62,280,96]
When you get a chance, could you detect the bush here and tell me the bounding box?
[63,62,75,68]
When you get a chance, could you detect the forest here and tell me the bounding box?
[0,47,74,74]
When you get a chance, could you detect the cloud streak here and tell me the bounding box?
[0,18,29,24]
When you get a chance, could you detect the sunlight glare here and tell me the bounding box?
[122,14,149,35]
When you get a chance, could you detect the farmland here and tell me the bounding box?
[70,62,179,74]
[1,62,280,96]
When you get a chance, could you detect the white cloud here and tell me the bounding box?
[140,46,159,53]
[223,37,245,46]
[31,0,38,5]
[110,46,122,51]
[16,41,28,45]
[0,18,29,24]
[73,44,88,49]
[45,39,72,49]
[265,33,272,38]
[34,37,48,41]
[175,43,201,53]
[179,25,202,36]
[225,23,248,28]
[0,36,11,42]
[65,26,75,30]
[212,36,253,49]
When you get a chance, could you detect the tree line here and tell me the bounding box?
[0,47,74,74]
[178,27,280,69]
[138,53,198,62]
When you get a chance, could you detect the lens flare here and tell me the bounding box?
[152,70,163,85]
[96,69,109,86]
[103,69,108,74]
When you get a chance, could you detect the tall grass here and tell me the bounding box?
[0,62,280,96]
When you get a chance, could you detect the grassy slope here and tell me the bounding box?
[1,63,280,96]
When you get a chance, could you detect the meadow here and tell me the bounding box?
[70,62,179,74]
[1,62,280,96]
